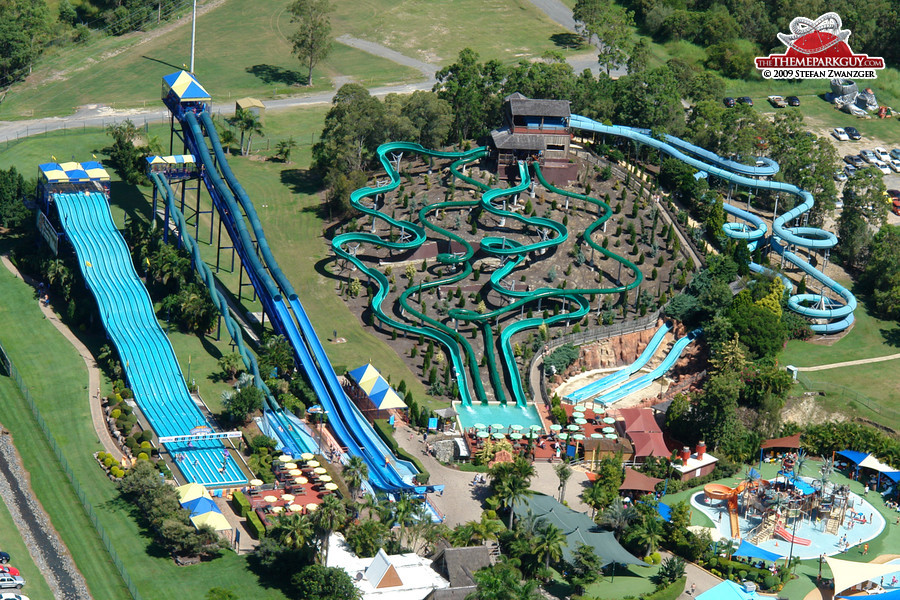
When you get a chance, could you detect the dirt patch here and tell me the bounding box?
[782,394,847,426]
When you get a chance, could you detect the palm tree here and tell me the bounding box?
[554,462,573,504]
[275,136,298,163]
[468,558,542,600]
[392,495,419,549]
[630,516,664,555]
[219,128,238,155]
[312,494,347,564]
[343,456,368,500]
[583,482,606,518]
[495,475,533,529]
[270,512,313,551]
[534,522,566,571]
[599,498,636,540]
[818,458,834,496]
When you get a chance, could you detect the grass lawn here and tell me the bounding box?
[1,0,421,120]
[0,256,290,600]
[0,426,56,600]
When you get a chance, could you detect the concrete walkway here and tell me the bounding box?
[661,550,723,600]
[336,35,438,79]
[797,353,900,372]
[0,255,124,461]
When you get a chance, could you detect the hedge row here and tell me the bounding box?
[374,419,429,484]
[246,511,266,539]
[232,490,251,518]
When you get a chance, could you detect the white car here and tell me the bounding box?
[833,169,848,182]
[874,147,891,162]
[860,149,877,163]
[832,128,850,141]
[871,159,891,175]
[835,200,844,209]
[0,575,24,590]
[0,593,30,600]
[890,158,900,173]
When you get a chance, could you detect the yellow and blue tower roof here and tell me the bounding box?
[162,70,211,102]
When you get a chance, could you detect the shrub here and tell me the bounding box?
[110,408,121,419]
[140,441,152,449]
[110,466,124,478]
[104,456,116,468]
[763,575,778,590]
[232,490,252,518]
[246,510,266,538]
[137,452,149,460]
[139,430,153,443]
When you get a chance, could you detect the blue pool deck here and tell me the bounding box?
[454,401,545,432]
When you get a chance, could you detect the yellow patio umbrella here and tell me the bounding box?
[324,482,339,491]
[284,463,298,470]
[190,511,231,531]
[282,494,295,502]
[319,475,333,482]
[176,483,210,504]
[271,505,284,514]
[263,495,278,503]
[249,479,263,486]
[306,460,320,468]
[300,453,315,461]
[294,476,309,485]
[288,469,302,476]
[306,503,318,511]
[278,454,292,462]
[313,467,328,475]
[288,503,303,512]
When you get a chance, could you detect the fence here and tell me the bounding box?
[529,309,663,403]
[795,372,900,424]
[0,340,142,600]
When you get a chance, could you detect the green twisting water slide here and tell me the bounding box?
[335,142,643,407]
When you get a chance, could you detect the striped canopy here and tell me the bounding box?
[39,161,110,183]
[162,70,211,102]
[146,154,195,165]
[348,363,407,409]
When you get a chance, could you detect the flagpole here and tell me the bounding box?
[189,0,197,73]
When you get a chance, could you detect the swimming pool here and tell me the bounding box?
[454,401,544,432]
[690,483,885,560]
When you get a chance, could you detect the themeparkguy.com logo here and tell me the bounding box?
[755,12,885,80]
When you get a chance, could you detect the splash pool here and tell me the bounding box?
[454,401,544,432]
[690,485,885,560]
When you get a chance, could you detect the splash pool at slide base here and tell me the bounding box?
[455,402,544,432]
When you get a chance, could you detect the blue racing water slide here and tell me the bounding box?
[176,109,427,492]
[54,191,244,485]
[568,115,856,332]
[565,322,671,403]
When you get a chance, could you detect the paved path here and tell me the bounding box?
[797,353,900,372]
[337,35,438,79]
[0,255,124,461]
[662,550,723,600]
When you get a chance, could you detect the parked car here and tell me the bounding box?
[889,158,900,173]
[737,96,754,106]
[768,95,787,108]
[860,149,878,163]
[833,169,848,182]
[832,128,850,141]
[723,97,736,107]
[786,95,800,106]
[844,126,862,140]
[0,554,7,566]
[844,154,865,167]
[0,593,30,600]
[0,575,24,590]
[891,148,900,160]
[0,569,18,578]
[844,165,857,178]
[874,147,891,162]
[835,200,844,209]
[887,189,900,199]
[871,159,891,175]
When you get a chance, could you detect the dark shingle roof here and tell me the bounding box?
[490,129,546,151]
[431,546,492,588]
[508,97,570,118]
[425,587,476,600]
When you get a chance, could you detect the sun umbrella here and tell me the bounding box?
[288,468,302,476]
[527,431,540,439]
[176,483,210,504]
[249,479,263,486]
[572,412,585,419]
[288,503,303,512]
[510,432,523,440]
[603,417,616,424]
[605,433,618,439]
[510,424,524,431]
[278,454,292,462]
[567,424,581,431]
[324,482,339,491]
[575,418,588,425]
[294,476,308,485]
[271,505,284,514]
[558,433,569,440]
[492,433,506,440]
[550,424,563,431]
[491,423,504,431]
[306,460,320,468]
[529,424,543,431]
[306,503,318,512]
[319,475,333,482]
[602,426,615,433]
[473,423,487,430]
[190,511,231,531]
[572,434,585,441]
[300,453,315,461]
[313,467,328,475]
[590,433,604,439]
[282,494,295,502]
[284,462,298,470]
[264,495,277,503]
[477,431,491,438]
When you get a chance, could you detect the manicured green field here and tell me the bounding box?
[1,0,420,120]
[0,432,56,600]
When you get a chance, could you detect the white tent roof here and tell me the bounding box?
[859,454,897,473]
[826,556,899,595]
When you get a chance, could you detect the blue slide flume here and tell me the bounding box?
[54,191,244,485]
